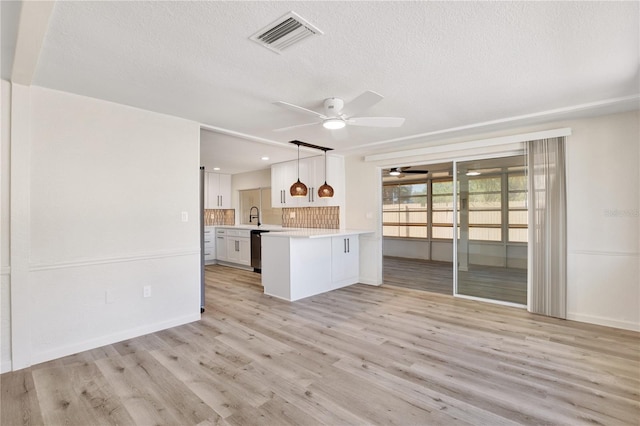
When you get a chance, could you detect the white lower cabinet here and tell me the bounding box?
[204,227,216,264]
[215,228,251,267]
[215,229,227,261]
[331,236,360,287]
[226,236,251,266]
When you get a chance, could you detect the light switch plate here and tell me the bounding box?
[143,285,151,298]
[181,211,189,222]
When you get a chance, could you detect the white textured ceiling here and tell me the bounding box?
[3,1,639,174]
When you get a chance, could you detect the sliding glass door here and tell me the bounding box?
[454,155,528,306]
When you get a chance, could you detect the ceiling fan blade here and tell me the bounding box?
[347,117,405,127]
[342,90,383,116]
[402,170,429,174]
[273,122,319,132]
[274,101,327,119]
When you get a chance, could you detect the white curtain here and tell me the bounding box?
[527,137,567,318]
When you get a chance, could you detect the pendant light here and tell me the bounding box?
[318,149,334,198]
[290,142,308,197]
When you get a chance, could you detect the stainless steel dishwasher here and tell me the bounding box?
[250,229,270,273]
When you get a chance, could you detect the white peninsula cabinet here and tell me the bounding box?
[261,229,371,301]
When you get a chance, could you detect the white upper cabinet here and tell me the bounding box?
[271,160,304,208]
[271,155,344,208]
[205,172,232,209]
[308,155,344,207]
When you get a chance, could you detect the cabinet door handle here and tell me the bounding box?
[347,238,350,253]
[282,190,285,204]
[344,238,347,253]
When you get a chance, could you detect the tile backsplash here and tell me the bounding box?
[282,206,339,229]
[204,209,235,226]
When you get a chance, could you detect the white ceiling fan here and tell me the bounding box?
[273,90,405,132]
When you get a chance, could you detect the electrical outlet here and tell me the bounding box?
[289,211,296,219]
[143,285,151,298]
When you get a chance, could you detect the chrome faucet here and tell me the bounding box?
[249,206,260,226]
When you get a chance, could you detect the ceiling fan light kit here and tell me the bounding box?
[322,118,345,130]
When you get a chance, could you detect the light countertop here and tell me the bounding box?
[260,228,373,239]
[207,224,373,238]
[205,224,285,231]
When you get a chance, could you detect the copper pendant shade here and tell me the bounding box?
[288,140,333,199]
[318,150,334,198]
[290,178,308,197]
[290,142,307,197]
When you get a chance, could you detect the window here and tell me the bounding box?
[239,188,282,226]
[508,173,528,242]
[432,179,455,239]
[383,182,428,238]
[467,176,502,241]
[382,160,527,243]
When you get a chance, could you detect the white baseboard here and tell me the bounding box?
[31,312,201,367]
[1,360,12,373]
[567,312,640,332]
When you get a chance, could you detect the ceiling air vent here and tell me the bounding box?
[250,11,323,54]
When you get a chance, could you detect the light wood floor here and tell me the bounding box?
[2,264,639,425]
[384,256,527,304]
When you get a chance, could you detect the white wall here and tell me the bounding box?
[346,110,640,331]
[564,111,639,330]
[1,80,12,372]
[6,85,202,370]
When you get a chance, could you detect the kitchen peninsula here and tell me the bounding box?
[261,229,372,301]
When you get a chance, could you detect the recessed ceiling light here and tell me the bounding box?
[261,156,269,161]
[466,171,481,176]
[213,167,221,171]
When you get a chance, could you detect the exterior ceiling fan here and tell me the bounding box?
[386,167,429,177]
[273,90,405,132]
